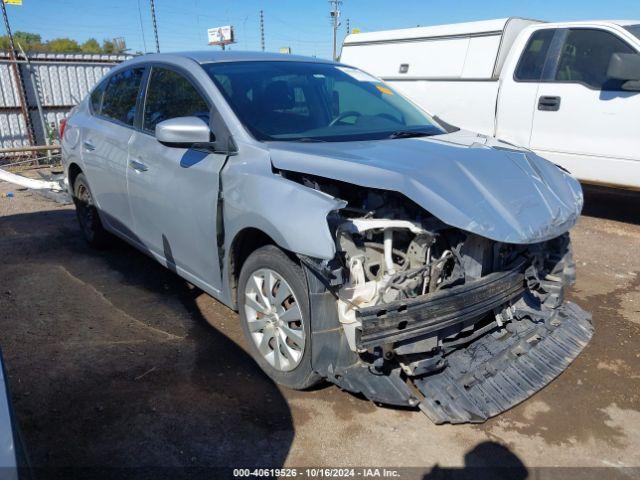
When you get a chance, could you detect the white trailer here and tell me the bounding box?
[341,18,640,189]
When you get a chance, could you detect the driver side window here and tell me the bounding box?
[555,29,634,90]
[143,67,210,134]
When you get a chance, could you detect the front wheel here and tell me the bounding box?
[238,245,321,390]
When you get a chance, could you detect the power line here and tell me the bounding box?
[137,0,148,53]
[149,0,160,53]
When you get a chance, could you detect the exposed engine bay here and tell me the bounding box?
[283,170,593,424]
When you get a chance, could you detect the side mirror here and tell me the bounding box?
[607,53,640,90]
[155,116,213,148]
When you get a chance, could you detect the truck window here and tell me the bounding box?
[555,29,635,89]
[624,24,640,40]
[514,29,556,81]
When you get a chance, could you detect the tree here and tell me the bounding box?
[0,31,122,54]
[47,38,81,53]
[0,36,10,51]
[14,31,43,51]
[81,38,101,54]
[101,38,126,54]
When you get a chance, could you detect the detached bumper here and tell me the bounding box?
[414,302,593,424]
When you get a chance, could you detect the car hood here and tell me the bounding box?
[267,130,583,244]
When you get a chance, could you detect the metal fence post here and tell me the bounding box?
[18,43,49,163]
[1,0,35,148]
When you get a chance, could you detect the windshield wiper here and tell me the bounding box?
[295,137,327,143]
[388,130,436,139]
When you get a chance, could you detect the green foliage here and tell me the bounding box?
[81,38,101,54]
[47,37,81,53]
[101,39,117,54]
[14,31,43,50]
[0,31,126,54]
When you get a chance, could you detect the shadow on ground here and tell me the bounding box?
[423,441,527,480]
[581,184,640,225]
[0,208,294,479]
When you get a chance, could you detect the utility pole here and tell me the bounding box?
[259,10,265,51]
[150,0,160,53]
[1,0,35,147]
[329,0,342,61]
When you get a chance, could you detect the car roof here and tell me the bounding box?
[132,50,337,65]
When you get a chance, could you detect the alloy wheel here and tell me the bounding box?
[243,268,306,372]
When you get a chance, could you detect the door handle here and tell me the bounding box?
[538,96,561,112]
[83,140,96,151]
[129,158,148,172]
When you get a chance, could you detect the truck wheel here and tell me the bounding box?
[238,245,322,390]
[73,173,110,248]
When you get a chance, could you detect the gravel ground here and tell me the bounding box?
[0,174,639,479]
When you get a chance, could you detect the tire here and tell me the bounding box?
[238,245,322,390]
[72,173,110,248]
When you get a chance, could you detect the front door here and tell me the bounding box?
[127,66,227,294]
[529,28,640,186]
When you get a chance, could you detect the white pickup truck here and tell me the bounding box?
[341,18,640,189]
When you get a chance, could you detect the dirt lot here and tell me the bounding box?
[1,175,639,479]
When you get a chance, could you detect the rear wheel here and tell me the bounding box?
[238,245,321,389]
[73,173,110,248]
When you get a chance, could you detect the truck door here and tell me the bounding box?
[529,28,640,187]
[496,28,557,148]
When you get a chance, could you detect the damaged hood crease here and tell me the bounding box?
[269,131,583,244]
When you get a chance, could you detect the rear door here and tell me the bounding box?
[127,65,226,294]
[529,28,640,186]
[82,67,145,235]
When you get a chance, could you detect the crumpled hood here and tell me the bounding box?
[268,130,583,244]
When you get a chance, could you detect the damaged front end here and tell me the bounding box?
[288,172,592,424]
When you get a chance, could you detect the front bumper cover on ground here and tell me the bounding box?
[414,301,593,424]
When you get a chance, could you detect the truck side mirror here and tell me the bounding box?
[607,53,640,91]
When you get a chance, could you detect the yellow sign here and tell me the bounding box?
[4,0,23,5]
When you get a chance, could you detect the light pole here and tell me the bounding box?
[329,0,342,61]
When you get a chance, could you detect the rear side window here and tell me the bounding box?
[89,80,106,114]
[143,67,209,133]
[101,68,144,126]
[514,29,556,81]
[555,29,635,89]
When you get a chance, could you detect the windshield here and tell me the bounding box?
[202,61,445,142]
[625,24,640,40]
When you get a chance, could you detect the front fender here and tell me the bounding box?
[223,161,345,260]
[220,144,345,306]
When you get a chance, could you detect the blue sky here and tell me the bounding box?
[2,0,639,59]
